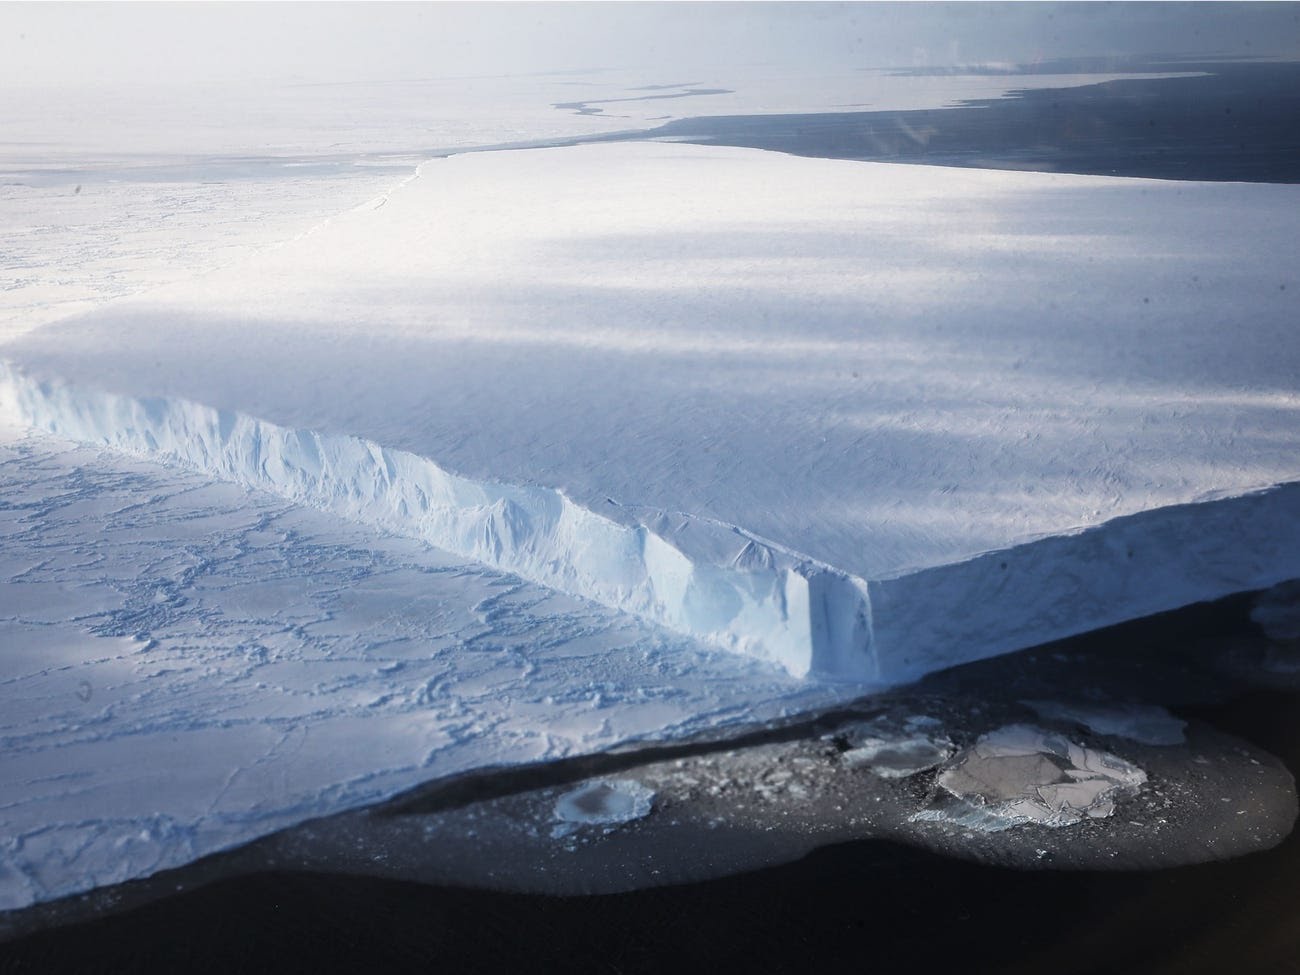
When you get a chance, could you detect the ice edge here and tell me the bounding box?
[5,360,1298,687]
[0,361,877,682]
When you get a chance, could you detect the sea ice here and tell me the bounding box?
[833,717,954,778]
[553,780,656,829]
[0,429,840,911]
[1020,700,1187,745]
[912,724,1148,832]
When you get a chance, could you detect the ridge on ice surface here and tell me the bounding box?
[4,142,1299,680]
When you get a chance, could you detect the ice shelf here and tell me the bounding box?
[3,142,1298,680]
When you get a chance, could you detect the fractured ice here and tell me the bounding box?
[912,724,1148,832]
[833,716,954,778]
[0,429,842,911]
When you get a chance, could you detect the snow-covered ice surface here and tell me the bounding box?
[0,425,842,911]
[4,141,1298,680]
[1,420,1295,923]
[4,66,1166,344]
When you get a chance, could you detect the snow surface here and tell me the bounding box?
[0,160,412,342]
[4,142,1298,681]
[4,65,1168,345]
[0,427,843,911]
[2,66,1298,913]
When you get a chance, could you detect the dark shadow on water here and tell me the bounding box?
[630,61,1300,183]
[3,699,1298,975]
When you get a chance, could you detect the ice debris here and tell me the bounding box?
[911,724,1147,832]
[1021,700,1187,745]
[834,716,954,778]
[554,779,656,829]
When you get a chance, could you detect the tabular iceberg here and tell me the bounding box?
[3,142,1298,681]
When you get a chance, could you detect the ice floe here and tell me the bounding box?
[912,724,1148,832]
[832,716,954,778]
[1020,700,1187,745]
[554,780,656,831]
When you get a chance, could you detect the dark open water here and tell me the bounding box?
[634,59,1300,183]
[3,632,1297,974]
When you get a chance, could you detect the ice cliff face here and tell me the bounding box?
[6,359,1300,686]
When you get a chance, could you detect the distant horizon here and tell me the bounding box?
[3,2,1298,89]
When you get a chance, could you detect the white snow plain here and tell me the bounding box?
[4,141,1297,682]
[0,65,1196,345]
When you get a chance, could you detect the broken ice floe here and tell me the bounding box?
[1021,700,1187,746]
[832,715,954,778]
[553,779,655,832]
[911,724,1147,832]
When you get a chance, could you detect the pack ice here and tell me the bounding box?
[3,142,1298,682]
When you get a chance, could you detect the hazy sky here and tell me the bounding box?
[3,2,1298,88]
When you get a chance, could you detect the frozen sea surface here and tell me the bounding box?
[0,425,843,910]
[2,65,1162,343]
